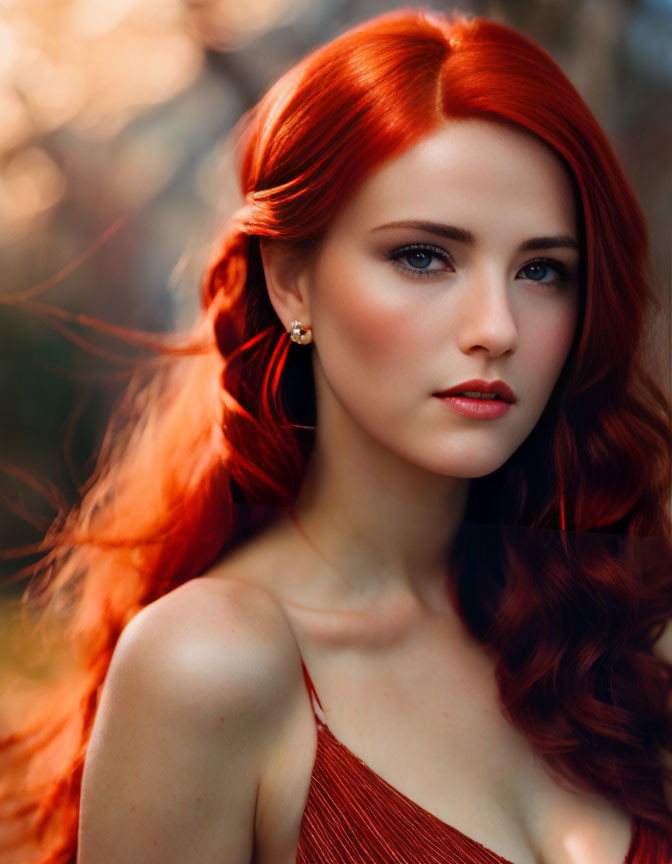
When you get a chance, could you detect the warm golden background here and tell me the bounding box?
[1,0,670,651]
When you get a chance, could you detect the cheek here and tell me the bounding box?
[527,301,579,390]
[311,253,423,377]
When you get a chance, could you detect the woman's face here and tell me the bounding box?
[298,119,581,478]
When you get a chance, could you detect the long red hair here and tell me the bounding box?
[2,9,672,862]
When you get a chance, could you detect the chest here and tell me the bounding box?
[310,633,535,809]
[252,618,634,864]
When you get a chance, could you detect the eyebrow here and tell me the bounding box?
[370,220,578,252]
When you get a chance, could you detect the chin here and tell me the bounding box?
[417,452,512,480]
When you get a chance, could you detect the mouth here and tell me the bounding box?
[434,379,517,403]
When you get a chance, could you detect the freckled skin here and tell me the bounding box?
[234,120,636,864]
[302,119,580,480]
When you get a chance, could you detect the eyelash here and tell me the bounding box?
[387,243,575,285]
[387,244,452,278]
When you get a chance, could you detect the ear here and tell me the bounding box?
[259,238,312,334]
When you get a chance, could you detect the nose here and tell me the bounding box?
[456,269,519,358]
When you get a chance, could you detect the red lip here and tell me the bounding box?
[435,379,517,403]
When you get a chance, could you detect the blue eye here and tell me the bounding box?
[406,250,434,269]
[388,244,452,277]
[517,258,573,284]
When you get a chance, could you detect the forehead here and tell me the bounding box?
[328,119,577,239]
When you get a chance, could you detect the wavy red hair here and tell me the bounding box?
[2,8,672,862]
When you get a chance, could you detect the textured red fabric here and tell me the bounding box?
[296,662,672,864]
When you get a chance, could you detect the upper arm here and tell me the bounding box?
[77,577,300,864]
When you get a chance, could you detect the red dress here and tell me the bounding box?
[296,661,671,864]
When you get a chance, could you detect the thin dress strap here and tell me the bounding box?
[300,659,327,727]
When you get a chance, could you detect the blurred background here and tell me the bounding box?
[0,0,671,638]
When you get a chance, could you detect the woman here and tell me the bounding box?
[3,9,672,864]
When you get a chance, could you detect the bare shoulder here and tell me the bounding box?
[78,576,303,864]
[654,617,672,665]
[113,574,302,707]
[652,617,672,809]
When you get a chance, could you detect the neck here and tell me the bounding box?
[292,406,469,610]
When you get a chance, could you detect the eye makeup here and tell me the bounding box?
[385,243,578,286]
[516,258,578,286]
[386,243,454,278]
